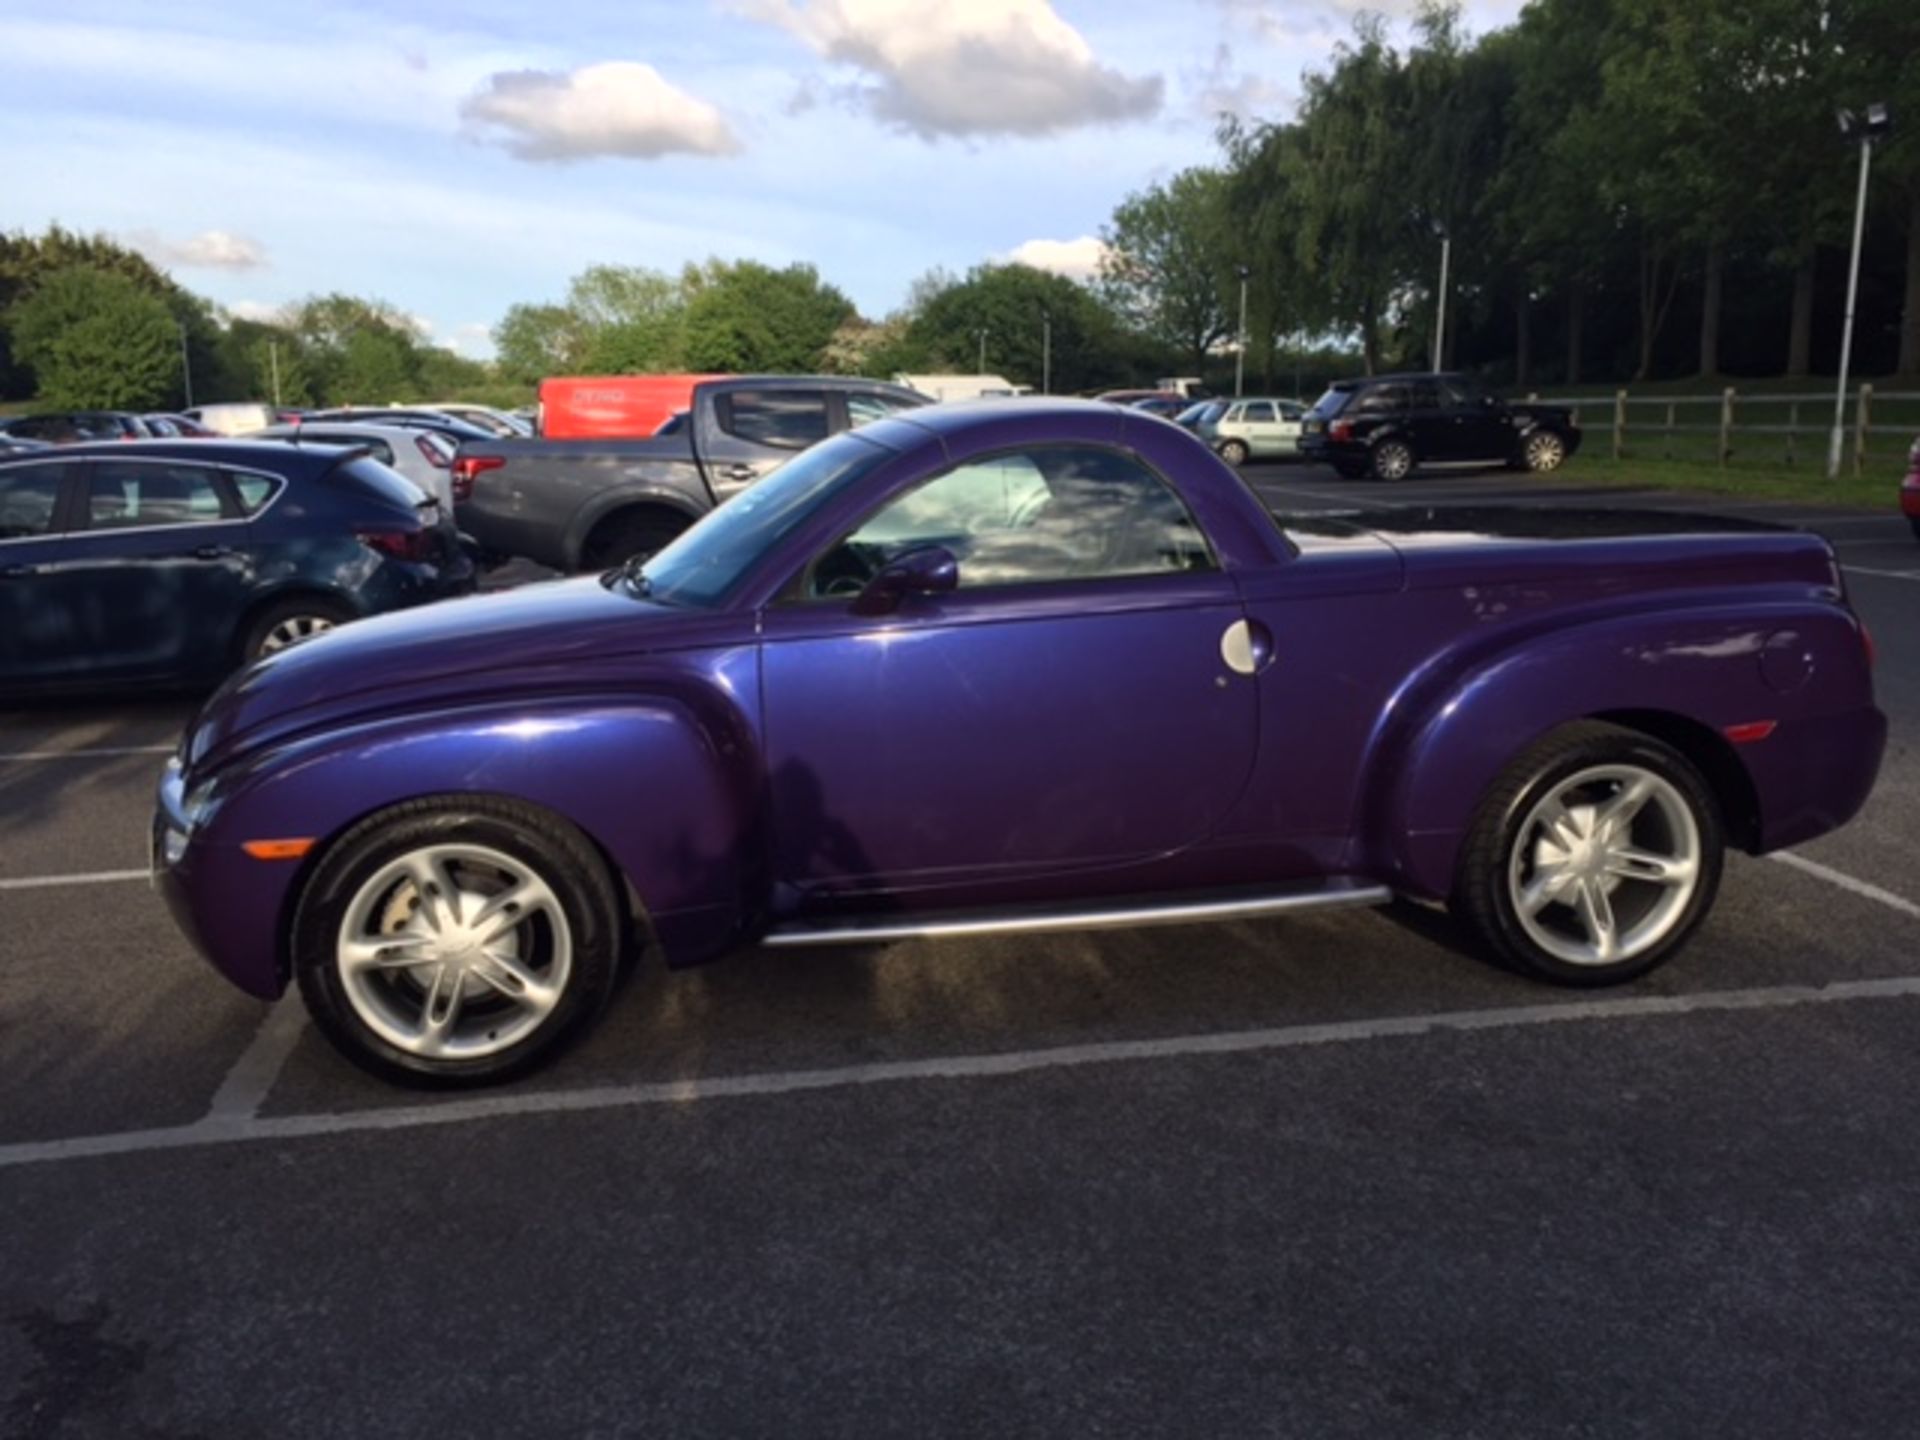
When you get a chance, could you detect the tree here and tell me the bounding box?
[568,264,688,372]
[0,226,187,400]
[8,265,179,408]
[1102,168,1236,374]
[679,260,854,372]
[908,263,1129,392]
[493,303,590,386]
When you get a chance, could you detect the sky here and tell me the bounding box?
[4,0,1525,359]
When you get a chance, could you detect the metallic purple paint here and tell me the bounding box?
[155,400,1886,1003]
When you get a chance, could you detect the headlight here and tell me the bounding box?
[182,778,221,830]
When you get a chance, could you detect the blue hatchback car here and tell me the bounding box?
[0,440,475,692]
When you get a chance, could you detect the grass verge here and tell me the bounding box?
[1543,452,1901,510]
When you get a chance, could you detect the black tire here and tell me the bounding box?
[580,511,686,572]
[1369,438,1416,481]
[1218,439,1251,467]
[1520,427,1569,472]
[1449,721,1724,987]
[292,795,625,1087]
[241,597,355,663]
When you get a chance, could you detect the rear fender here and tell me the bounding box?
[1365,600,1874,898]
[564,486,705,569]
[199,690,764,996]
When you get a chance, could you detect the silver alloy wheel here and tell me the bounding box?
[260,614,336,654]
[335,842,572,1059]
[1220,440,1250,466]
[1525,430,1567,471]
[1373,443,1413,480]
[1506,764,1701,967]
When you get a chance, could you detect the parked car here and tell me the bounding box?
[1,440,473,692]
[1095,388,1177,405]
[0,434,51,456]
[1173,400,1227,431]
[1128,395,1192,419]
[153,399,1884,1086]
[1902,436,1919,541]
[0,411,152,443]
[183,403,278,436]
[247,422,459,511]
[1197,397,1307,464]
[420,403,532,438]
[1299,373,1581,480]
[143,413,219,438]
[455,375,929,572]
[300,409,496,445]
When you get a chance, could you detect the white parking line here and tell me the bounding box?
[0,745,175,762]
[1771,851,1920,921]
[0,868,150,892]
[204,1000,310,1121]
[1844,566,1920,581]
[3,975,1918,1171]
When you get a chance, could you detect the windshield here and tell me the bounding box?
[1177,401,1224,426]
[1307,388,1354,420]
[634,431,893,606]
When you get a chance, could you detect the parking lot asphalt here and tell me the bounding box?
[4,464,1917,1438]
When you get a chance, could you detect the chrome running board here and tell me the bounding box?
[762,880,1392,949]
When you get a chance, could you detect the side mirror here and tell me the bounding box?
[851,545,959,616]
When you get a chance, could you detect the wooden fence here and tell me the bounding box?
[1522,385,1920,473]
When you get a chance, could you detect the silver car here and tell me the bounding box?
[1199,398,1307,465]
[246,422,458,511]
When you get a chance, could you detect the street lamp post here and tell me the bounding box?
[178,322,194,408]
[1829,102,1892,480]
[1233,264,1251,397]
[1432,224,1451,373]
[1041,310,1051,395]
[976,328,988,375]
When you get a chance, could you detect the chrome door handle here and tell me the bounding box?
[193,544,236,560]
[721,464,757,482]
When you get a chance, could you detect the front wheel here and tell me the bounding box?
[1218,439,1251,467]
[1450,722,1723,986]
[1369,439,1415,481]
[1521,428,1569,472]
[293,796,624,1086]
[581,512,686,573]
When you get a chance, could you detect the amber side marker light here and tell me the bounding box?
[1722,721,1778,745]
[242,839,316,861]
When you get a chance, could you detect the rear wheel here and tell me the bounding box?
[293,796,624,1086]
[580,511,686,573]
[1451,721,1723,987]
[1369,438,1415,481]
[242,597,354,663]
[1218,439,1251,467]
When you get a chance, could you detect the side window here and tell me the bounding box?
[809,446,1214,598]
[1352,385,1406,416]
[1441,378,1484,408]
[1278,402,1305,421]
[846,392,920,429]
[0,464,66,539]
[84,463,229,531]
[722,391,830,450]
[1244,402,1278,423]
[1405,381,1443,411]
[231,473,281,514]
[1223,404,1245,423]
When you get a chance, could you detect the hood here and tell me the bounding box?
[186,576,743,772]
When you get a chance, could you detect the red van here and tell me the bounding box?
[537,374,728,439]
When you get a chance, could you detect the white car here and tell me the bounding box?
[183,402,278,436]
[245,422,458,511]
[418,403,531,437]
[1198,398,1307,465]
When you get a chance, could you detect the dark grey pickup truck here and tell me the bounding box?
[453,375,928,571]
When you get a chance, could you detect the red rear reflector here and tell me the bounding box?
[1722,721,1778,745]
[242,838,315,860]
[356,527,435,562]
[1329,420,1353,442]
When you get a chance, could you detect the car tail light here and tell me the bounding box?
[356,527,435,563]
[1862,622,1877,670]
[450,454,504,503]
[1329,420,1354,442]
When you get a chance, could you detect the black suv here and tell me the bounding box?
[1298,373,1579,481]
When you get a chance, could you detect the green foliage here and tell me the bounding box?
[906,262,1132,392]
[1101,168,1237,372]
[8,265,180,409]
[680,260,854,372]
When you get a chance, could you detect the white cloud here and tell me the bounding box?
[1004,235,1110,281]
[461,61,740,161]
[224,299,283,324]
[740,0,1162,138]
[129,228,267,271]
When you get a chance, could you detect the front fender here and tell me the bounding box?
[1365,598,1877,898]
[563,482,707,569]
[183,690,763,998]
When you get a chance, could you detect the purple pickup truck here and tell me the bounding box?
[155,400,1885,1086]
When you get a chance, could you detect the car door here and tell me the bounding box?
[758,443,1259,898]
[1240,401,1279,454]
[700,388,831,501]
[42,458,254,682]
[0,459,83,684]
[1441,378,1516,460]
[1404,380,1460,459]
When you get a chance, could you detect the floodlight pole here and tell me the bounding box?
[1041,311,1051,395]
[269,341,282,406]
[179,323,193,408]
[1827,132,1875,479]
[1433,233,1452,373]
[1234,265,1250,397]
[977,328,988,375]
